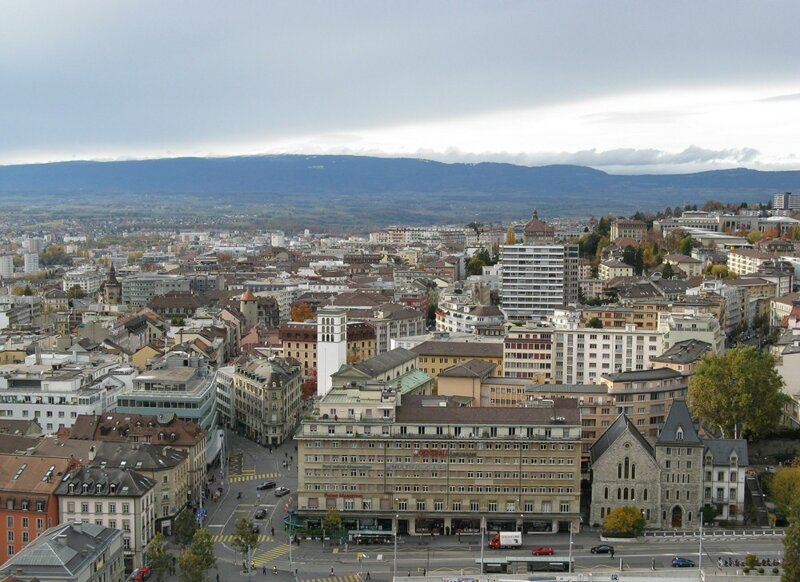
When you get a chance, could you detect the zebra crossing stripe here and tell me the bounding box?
[252,544,290,565]
[302,576,362,582]
[228,472,282,483]
[211,534,273,543]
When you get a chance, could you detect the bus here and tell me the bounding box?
[349,529,394,545]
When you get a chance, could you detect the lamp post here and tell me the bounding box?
[393,514,398,581]
[568,522,574,574]
[479,524,484,576]
[698,517,703,571]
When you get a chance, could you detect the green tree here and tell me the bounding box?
[465,221,484,241]
[230,518,259,570]
[700,505,718,526]
[688,347,785,439]
[66,285,85,299]
[661,262,675,280]
[746,229,765,244]
[178,547,205,582]
[505,226,516,245]
[586,317,603,329]
[174,509,198,547]
[601,506,646,537]
[189,529,216,572]
[145,532,172,582]
[783,508,800,582]
[323,508,343,534]
[679,234,694,256]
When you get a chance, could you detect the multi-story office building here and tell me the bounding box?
[296,387,582,535]
[232,355,302,446]
[56,467,156,573]
[500,244,579,322]
[0,522,124,582]
[774,192,800,212]
[62,267,104,295]
[610,219,647,242]
[726,248,774,276]
[0,352,134,433]
[121,274,191,306]
[116,354,220,465]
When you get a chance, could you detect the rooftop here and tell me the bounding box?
[396,395,580,425]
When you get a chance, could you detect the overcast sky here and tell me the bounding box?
[1,1,798,173]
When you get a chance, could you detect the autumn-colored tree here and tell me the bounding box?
[746,230,765,244]
[505,227,516,245]
[602,506,646,537]
[769,464,800,515]
[291,303,314,322]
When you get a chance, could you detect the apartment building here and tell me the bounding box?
[502,324,553,382]
[500,243,580,322]
[726,248,774,276]
[0,522,124,582]
[279,319,376,379]
[233,355,302,446]
[598,259,633,280]
[703,440,748,523]
[62,268,104,295]
[580,303,667,330]
[296,387,582,535]
[0,456,73,563]
[411,340,503,385]
[56,467,156,573]
[121,274,191,306]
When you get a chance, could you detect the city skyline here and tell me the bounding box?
[1,1,798,173]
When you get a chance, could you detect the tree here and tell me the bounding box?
[769,465,800,515]
[679,234,694,256]
[178,547,205,582]
[661,262,675,280]
[783,507,800,582]
[323,508,343,534]
[700,505,718,526]
[586,317,603,329]
[189,529,216,572]
[465,221,484,241]
[601,506,646,537]
[145,532,172,582]
[231,518,259,570]
[746,229,765,244]
[66,285,85,299]
[505,226,516,245]
[290,303,314,322]
[174,510,198,547]
[687,347,785,439]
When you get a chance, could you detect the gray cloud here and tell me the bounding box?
[0,1,798,166]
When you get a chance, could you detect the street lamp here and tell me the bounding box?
[393,514,398,580]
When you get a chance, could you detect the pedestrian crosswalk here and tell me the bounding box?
[211,534,274,543]
[252,544,291,566]
[228,472,282,483]
[302,576,363,582]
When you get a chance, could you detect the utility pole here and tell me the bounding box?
[699,518,703,571]
[568,522,574,574]
[479,525,484,576]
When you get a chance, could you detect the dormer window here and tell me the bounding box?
[730,455,737,467]
[676,427,684,441]
[68,483,75,493]
[82,483,89,493]
[170,433,176,442]
[95,483,103,493]
[109,483,117,494]
[36,500,45,511]
[158,432,165,441]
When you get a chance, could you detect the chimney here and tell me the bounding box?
[35,342,41,365]
[88,446,96,461]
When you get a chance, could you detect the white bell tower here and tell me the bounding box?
[316,307,347,397]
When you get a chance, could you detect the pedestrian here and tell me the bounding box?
[366,572,371,581]
[271,527,275,537]
[331,567,335,576]
[717,557,722,568]
[216,574,220,582]
[263,566,267,575]
[457,531,461,543]
[610,548,615,559]
[652,557,656,570]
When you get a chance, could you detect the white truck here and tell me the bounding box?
[488,531,522,549]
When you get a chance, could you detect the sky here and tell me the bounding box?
[0,1,798,174]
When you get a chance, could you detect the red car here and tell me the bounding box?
[131,566,152,582]
[531,546,555,556]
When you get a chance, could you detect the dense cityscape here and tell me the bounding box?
[0,194,797,581]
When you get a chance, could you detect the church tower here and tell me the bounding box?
[316,307,347,398]
[102,263,122,305]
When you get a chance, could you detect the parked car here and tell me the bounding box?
[275,487,291,497]
[590,544,614,554]
[531,546,555,556]
[254,508,267,519]
[672,557,695,568]
[131,566,151,582]
[257,481,276,490]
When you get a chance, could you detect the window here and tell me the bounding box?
[122,503,130,514]
[95,503,103,513]
[109,503,116,513]
[559,502,570,513]
[81,503,89,513]
[416,501,426,511]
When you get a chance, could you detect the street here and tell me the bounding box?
[171,431,785,582]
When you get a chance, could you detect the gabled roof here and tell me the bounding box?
[590,414,654,464]
[702,438,749,466]
[333,348,416,379]
[656,400,702,445]
[651,339,711,365]
[438,359,497,379]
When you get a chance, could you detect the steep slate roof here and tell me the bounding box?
[56,466,156,497]
[656,400,702,445]
[602,368,684,382]
[351,348,416,377]
[702,438,749,466]
[651,339,711,365]
[0,522,121,580]
[590,414,654,464]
